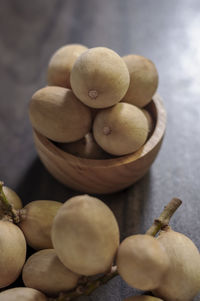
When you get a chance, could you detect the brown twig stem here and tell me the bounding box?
[146,197,182,236]
[0,181,20,223]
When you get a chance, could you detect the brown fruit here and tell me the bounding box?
[19,200,62,250]
[52,195,120,276]
[58,132,111,159]
[142,109,154,137]
[0,287,47,301]
[153,227,200,301]
[47,44,88,89]
[93,103,148,155]
[117,234,170,291]
[29,86,92,142]
[22,249,79,296]
[123,55,158,108]
[70,47,130,108]
[0,221,26,288]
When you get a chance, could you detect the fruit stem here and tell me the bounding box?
[51,267,118,301]
[0,181,20,223]
[146,197,182,236]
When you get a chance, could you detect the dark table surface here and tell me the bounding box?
[0,0,200,300]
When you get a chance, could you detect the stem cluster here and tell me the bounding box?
[51,197,182,301]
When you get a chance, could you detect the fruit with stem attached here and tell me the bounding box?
[19,200,62,250]
[2,186,23,210]
[117,234,170,291]
[153,227,200,301]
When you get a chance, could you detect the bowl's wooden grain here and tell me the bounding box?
[33,94,166,194]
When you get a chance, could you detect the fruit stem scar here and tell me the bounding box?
[103,126,111,135]
[88,90,98,99]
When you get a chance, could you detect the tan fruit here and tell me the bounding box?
[52,195,120,276]
[47,44,88,89]
[70,47,130,108]
[123,55,158,108]
[153,227,200,301]
[142,109,154,137]
[124,296,163,301]
[93,103,148,156]
[58,132,111,159]
[29,86,92,142]
[117,234,170,291]
[19,200,62,250]
[2,186,23,209]
[0,221,26,288]
[22,249,79,296]
[0,287,47,301]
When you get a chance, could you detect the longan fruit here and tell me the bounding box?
[58,132,111,159]
[47,43,88,88]
[0,287,47,301]
[93,103,148,156]
[19,200,62,250]
[117,234,170,291]
[52,195,120,276]
[0,221,26,288]
[70,47,130,108]
[29,86,92,142]
[123,54,158,108]
[22,249,79,296]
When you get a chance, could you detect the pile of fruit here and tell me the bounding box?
[0,182,200,301]
[29,44,158,158]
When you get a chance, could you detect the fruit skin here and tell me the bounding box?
[52,195,120,276]
[93,102,148,156]
[29,86,92,142]
[58,132,111,159]
[47,44,88,89]
[153,227,200,301]
[124,296,163,301]
[117,234,170,291]
[0,221,26,288]
[123,54,158,108]
[19,200,62,250]
[22,249,79,296]
[142,109,154,137]
[2,186,23,209]
[0,287,47,301]
[70,47,130,108]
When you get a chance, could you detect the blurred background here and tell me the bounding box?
[0,0,200,300]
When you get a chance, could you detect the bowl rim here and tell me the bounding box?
[33,94,166,168]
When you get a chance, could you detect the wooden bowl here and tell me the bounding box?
[32,94,166,194]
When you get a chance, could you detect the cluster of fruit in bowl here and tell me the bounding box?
[29,44,158,159]
[0,182,200,301]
